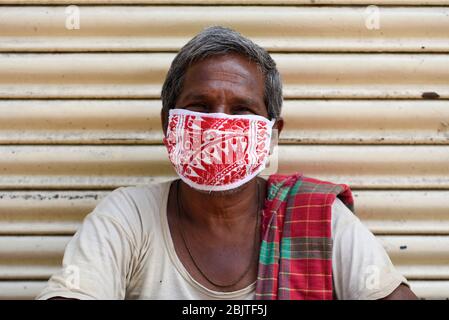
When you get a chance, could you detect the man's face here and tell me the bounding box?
[162,53,282,194]
[162,53,271,135]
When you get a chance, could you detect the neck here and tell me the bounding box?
[177,177,266,230]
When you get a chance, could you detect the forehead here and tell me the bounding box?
[179,54,265,101]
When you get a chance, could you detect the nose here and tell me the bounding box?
[208,104,230,115]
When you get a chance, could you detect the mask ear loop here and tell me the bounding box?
[267,118,278,176]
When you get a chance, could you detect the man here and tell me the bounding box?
[37,26,417,300]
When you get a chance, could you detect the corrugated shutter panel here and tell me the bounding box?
[0,1,448,299]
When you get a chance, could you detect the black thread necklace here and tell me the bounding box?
[175,179,261,289]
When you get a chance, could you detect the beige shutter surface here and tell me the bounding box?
[1,53,449,99]
[1,100,449,145]
[1,145,449,189]
[1,6,449,52]
[1,1,449,299]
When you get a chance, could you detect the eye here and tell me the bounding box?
[233,106,255,115]
[184,104,208,112]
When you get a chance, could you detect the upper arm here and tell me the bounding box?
[331,198,416,300]
[36,188,139,300]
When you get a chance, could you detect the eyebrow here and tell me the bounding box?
[183,93,211,102]
[231,96,258,106]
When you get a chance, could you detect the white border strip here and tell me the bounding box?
[176,162,269,192]
[169,108,275,127]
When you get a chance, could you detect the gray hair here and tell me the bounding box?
[160,26,283,125]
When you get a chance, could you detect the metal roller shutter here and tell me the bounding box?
[0,0,448,299]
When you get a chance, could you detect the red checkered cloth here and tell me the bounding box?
[255,173,354,300]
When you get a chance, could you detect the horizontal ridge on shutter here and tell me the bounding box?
[0,6,448,52]
[1,100,449,145]
[1,53,449,99]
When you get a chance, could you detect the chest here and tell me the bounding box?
[166,193,260,293]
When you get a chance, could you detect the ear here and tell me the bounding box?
[273,117,284,137]
[269,117,283,154]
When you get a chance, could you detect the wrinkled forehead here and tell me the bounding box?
[186,54,262,85]
[178,54,266,104]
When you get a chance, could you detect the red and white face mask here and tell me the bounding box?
[163,109,275,191]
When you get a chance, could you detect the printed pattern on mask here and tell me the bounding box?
[164,110,273,191]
